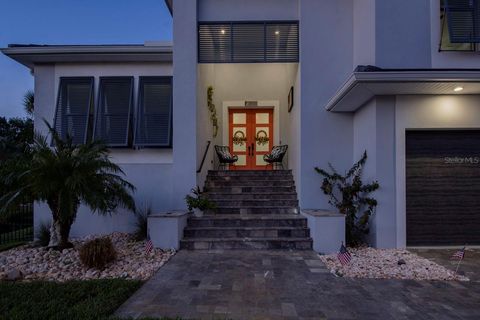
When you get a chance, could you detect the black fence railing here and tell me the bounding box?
[0,202,34,247]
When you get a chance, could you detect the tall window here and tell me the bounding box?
[54,77,94,144]
[440,0,480,51]
[94,77,134,147]
[134,77,173,147]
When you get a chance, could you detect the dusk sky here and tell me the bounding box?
[0,0,172,119]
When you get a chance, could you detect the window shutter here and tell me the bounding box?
[198,21,299,63]
[94,77,133,147]
[54,77,94,144]
[266,23,299,62]
[134,77,172,147]
[445,0,480,43]
[198,24,232,63]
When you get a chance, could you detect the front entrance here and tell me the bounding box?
[229,108,273,170]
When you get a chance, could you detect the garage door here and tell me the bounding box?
[406,130,480,246]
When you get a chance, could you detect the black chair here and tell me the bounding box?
[214,145,238,170]
[263,145,288,170]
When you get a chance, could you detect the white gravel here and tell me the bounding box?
[0,232,175,282]
[320,247,469,281]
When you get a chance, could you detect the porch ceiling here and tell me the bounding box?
[326,69,480,112]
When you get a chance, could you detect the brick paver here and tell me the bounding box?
[116,250,480,320]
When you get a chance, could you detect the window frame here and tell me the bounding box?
[440,0,480,51]
[53,77,95,145]
[134,76,173,148]
[93,76,134,148]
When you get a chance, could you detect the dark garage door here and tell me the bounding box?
[406,130,480,246]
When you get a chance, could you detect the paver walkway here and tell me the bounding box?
[116,250,480,320]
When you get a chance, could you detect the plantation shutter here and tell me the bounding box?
[134,77,172,147]
[54,77,94,144]
[198,21,299,63]
[94,77,133,147]
[198,24,232,63]
[445,0,480,43]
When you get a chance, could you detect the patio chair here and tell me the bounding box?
[263,145,288,170]
[214,145,238,170]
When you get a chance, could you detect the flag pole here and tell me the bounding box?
[454,244,466,275]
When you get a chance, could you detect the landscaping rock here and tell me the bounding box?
[5,268,23,281]
[320,247,469,281]
[0,232,175,282]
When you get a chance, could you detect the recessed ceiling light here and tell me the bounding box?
[220,29,226,34]
[275,31,280,35]
[454,86,464,92]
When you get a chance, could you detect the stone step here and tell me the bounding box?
[207,174,293,182]
[205,180,295,188]
[180,237,313,250]
[205,186,296,193]
[187,215,307,228]
[208,170,292,177]
[183,226,310,239]
[207,192,298,200]
[212,199,298,207]
[207,206,299,215]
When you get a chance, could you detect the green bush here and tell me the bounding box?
[185,186,216,211]
[35,222,51,247]
[133,206,150,241]
[79,238,117,270]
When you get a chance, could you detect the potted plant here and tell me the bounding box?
[185,186,216,217]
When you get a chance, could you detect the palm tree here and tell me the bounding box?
[0,122,136,249]
[23,90,34,117]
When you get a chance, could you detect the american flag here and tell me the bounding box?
[337,243,352,266]
[451,247,465,261]
[145,235,154,254]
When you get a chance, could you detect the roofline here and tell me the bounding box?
[1,44,173,69]
[326,69,480,112]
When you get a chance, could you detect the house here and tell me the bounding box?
[2,0,480,249]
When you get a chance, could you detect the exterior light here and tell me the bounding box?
[220,29,226,35]
[275,30,280,35]
[454,86,464,92]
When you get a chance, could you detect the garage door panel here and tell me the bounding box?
[406,130,480,246]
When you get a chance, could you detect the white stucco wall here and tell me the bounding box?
[198,0,298,21]
[395,94,480,247]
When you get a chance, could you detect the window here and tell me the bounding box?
[134,77,173,147]
[94,77,134,147]
[198,21,299,63]
[54,77,94,144]
[440,0,480,51]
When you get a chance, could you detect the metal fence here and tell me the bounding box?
[0,202,33,246]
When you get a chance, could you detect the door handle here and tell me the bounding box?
[247,145,251,156]
[251,143,255,156]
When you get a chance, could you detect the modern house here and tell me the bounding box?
[2,0,480,249]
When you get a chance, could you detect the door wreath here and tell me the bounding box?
[255,130,269,146]
[232,130,247,146]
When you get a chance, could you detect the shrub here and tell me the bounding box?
[79,238,117,270]
[35,222,51,247]
[133,206,151,241]
[315,151,379,247]
[185,186,216,211]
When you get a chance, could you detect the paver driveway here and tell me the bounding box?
[116,250,480,320]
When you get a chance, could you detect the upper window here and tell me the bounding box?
[94,77,134,147]
[134,77,173,147]
[198,21,299,63]
[54,77,94,144]
[440,0,480,51]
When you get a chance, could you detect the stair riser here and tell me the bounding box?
[207,207,299,215]
[184,229,310,239]
[206,186,296,193]
[187,219,307,228]
[206,181,295,188]
[207,193,298,200]
[213,200,299,207]
[180,240,312,250]
[207,175,293,182]
[208,170,291,177]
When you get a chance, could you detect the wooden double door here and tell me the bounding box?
[229,108,273,170]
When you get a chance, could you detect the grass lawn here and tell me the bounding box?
[0,279,178,320]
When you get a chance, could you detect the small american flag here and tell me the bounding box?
[145,235,154,254]
[451,247,465,261]
[337,243,352,266]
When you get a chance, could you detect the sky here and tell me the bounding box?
[0,0,172,119]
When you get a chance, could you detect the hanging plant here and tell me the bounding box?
[255,130,269,146]
[232,130,247,146]
[207,86,219,138]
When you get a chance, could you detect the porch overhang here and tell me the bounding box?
[326,68,480,112]
[1,43,173,70]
